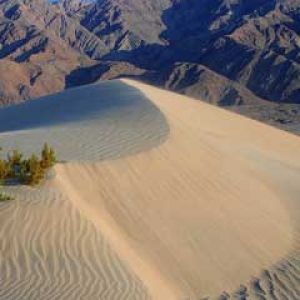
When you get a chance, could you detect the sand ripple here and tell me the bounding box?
[0,80,169,299]
[0,186,150,299]
[0,81,169,161]
[1,79,300,299]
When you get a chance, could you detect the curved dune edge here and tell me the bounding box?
[0,80,169,162]
[0,80,170,299]
[50,80,300,299]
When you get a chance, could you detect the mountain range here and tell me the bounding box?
[1,0,300,132]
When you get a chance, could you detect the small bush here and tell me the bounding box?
[0,192,13,202]
[7,149,23,177]
[0,143,57,187]
[19,154,45,186]
[0,159,10,182]
[40,143,56,169]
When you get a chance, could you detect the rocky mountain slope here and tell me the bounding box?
[0,0,93,103]
[0,0,300,132]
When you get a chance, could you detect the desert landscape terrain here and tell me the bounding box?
[1,0,300,133]
[0,79,300,299]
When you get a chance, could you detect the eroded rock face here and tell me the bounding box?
[0,16,81,103]
[71,0,300,105]
[0,0,300,132]
[0,0,101,104]
[139,0,300,104]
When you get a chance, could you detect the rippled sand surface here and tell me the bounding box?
[1,79,300,299]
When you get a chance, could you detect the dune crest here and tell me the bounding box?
[0,81,169,161]
[51,80,300,299]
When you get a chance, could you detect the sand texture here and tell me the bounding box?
[1,79,300,299]
[0,81,169,161]
[0,186,150,299]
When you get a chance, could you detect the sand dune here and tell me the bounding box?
[1,79,300,299]
[0,186,149,299]
[0,81,169,161]
[0,81,167,299]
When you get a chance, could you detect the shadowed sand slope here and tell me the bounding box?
[53,80,300,299]
[0,80,170,300]
[1,79,300,300]
[0,81,169,161]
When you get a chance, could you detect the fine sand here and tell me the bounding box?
[1,79,300,299]
[0,81,169,161]
[0,186,149,300]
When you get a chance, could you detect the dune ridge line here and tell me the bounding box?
[52,79,300,299]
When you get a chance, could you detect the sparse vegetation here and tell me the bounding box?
[40,143,56,169]
[0,143,57,192]
[0,159,9,182]
[0,192,13,202]
[7,149,23,178]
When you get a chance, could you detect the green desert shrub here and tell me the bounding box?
[0,143,56,187]
[40,143,56,169]
[7,149,23,177]
[0,192,13,202]
[7,149,23,165]
[20,154,45,186]
[0,159,10,182]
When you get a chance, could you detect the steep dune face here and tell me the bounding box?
[0,81,169,161]
[1,79,300,299]
[52,80,300,299]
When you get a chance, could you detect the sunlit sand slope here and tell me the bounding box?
[54,80,300,299]
[0,186,150,299]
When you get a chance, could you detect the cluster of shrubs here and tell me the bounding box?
[0,192,13,202]
[0,143,56,187]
